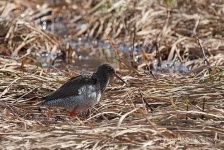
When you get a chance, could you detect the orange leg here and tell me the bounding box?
[70,107,77,117]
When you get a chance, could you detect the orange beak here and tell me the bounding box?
[114,73,126,84]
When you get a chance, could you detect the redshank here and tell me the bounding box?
[41,63,125,117]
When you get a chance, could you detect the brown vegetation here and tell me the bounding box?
[0,0,224,149]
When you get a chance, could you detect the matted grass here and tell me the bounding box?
[0,57,223,149]
[0,0,224,149]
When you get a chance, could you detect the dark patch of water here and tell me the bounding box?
[40,20,189,73]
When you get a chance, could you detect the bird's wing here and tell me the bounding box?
[43,75,96,101]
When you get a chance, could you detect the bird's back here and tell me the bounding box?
[41,75,98,110]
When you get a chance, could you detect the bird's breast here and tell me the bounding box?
[77,85,101,108]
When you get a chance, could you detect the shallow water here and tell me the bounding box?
[40,14,189,73]
[40,22,133,71]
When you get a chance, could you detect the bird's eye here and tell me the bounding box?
[107,67,114,73]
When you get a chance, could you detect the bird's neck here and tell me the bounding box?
[92,73,109,93]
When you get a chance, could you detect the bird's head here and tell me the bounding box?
[96,63,126,83]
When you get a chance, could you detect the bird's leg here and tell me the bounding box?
[70,107,77,117]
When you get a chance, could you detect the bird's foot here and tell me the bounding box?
[70,107,77,117]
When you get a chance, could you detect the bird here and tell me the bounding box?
[41,63,126,117]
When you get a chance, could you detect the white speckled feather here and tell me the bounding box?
[43,85,101,112]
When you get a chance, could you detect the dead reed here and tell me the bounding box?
[0,56,223,149]
[0,0,224,149]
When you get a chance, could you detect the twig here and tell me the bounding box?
[157,9,171,45]
[194,36,210,66]
[139,90,153,112]
[186,99,189,120]
[192,15,200,36]
[107,35,140,75]
[153,41,161,67]
[131,0,137,64]
[201,98,205,119]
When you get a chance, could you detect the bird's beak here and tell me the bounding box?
[114,73,126,84]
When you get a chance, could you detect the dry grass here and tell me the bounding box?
[0,19,62,56]
[0,0,224,149]
[1,0,224,70]
[0,57,224,149]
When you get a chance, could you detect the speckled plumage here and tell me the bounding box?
[42,84,101,112]
[41,63,125,116]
